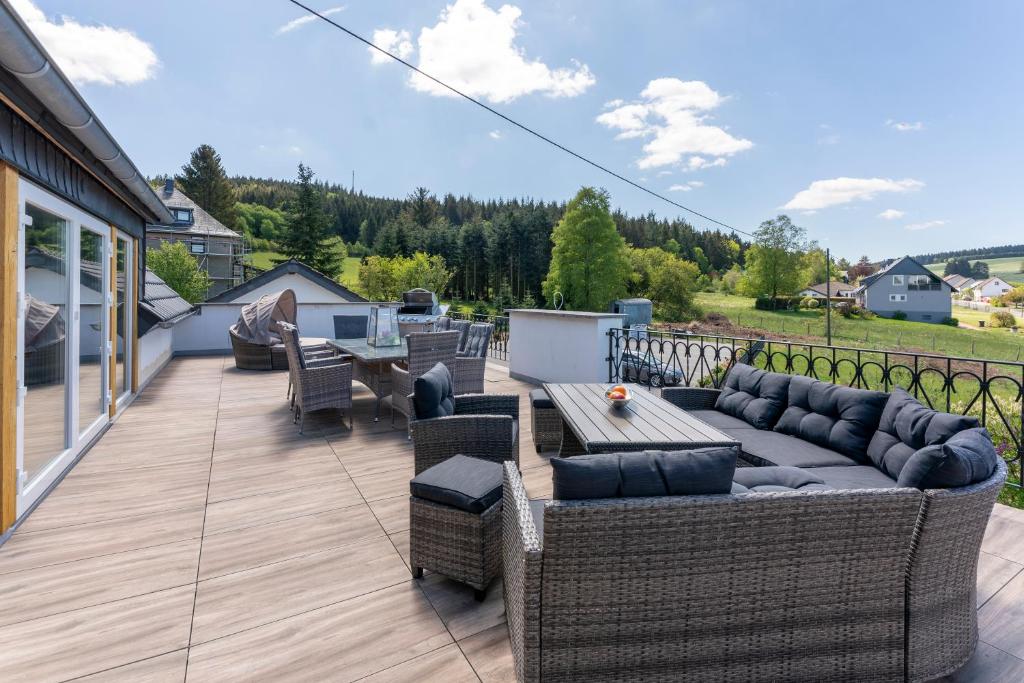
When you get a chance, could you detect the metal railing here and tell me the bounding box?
[607,327,1024,486]
[446,311,510,361]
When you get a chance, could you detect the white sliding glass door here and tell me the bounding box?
[16,179,112,515]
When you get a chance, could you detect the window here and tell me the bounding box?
[190,241,206,254]
[171,208,192,224]
[892,275,905,286]
[889,294,907,302]
[908,274,939,291]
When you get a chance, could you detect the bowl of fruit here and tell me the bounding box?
[605,384,632,409]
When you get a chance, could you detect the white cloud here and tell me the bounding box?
[817,133,840,145]
[402,0,595,103]
[287,145,303,155]
[905,220,945,231]
[488,130,502,140]
[668,181,703,192]
[369,28,413,64]
[276,6,345,35]
[603,98,624,109]
[877,209,905,220]
[656,170,672,177]
[596,77,752,170]
[782,177,924,211]
[886,119,924,132]
[10,0,158,86]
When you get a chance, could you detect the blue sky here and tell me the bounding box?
[17,0,1024,260]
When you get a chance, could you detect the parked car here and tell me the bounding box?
[619,351,683,387]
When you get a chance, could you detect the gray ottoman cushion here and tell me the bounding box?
[773,376,889,462]
[410,454,503,513]
[897,427,999,489]
[714,364,791,430]
[735,429,857,468]
[809,465,899,490]
[866,387,981,479]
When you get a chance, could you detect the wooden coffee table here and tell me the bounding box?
[543,383,740,456]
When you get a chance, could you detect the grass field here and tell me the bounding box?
[925,255,1024,286]
[693,292,1024,362]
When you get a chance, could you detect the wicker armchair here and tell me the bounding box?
[280,323,353,433]
[390,331,460,426]
[229,325,276,370]
[449,319,471,353]
[503,462,925,682]
[454,323,493,395]
[661,385,721,410]
[410,393,519,474]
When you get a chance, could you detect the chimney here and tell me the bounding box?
[164,178,174,195]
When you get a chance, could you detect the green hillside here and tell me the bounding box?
[925,255,1024,285]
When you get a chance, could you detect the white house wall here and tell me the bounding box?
[139,325,173,387]
[171,302,382,354]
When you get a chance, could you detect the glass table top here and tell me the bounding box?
[328,338,408,362]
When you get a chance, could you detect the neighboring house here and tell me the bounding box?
[205,259,366,304]
[970,277,1014,302]
[943,274,977,298]
[147,179,245,298]
[851,256,954,323]
[798,281,857,299]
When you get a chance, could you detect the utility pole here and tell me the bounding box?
[826,247,833,346]
[351,170,355,193]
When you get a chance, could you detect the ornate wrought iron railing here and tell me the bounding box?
[607,327,1024,486]
[446,311,510,361]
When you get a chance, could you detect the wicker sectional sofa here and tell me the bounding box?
[502,365,1005,682]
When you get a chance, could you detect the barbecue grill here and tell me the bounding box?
[397,288,449,333]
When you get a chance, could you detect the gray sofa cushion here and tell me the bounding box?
[410,454,503,513]
[897,427,999,489]
[714,364,791,430]
[529,388,554,410]
[866,387,980,479]
[773,376,889,462]
[733,466,832,492]
[688,409,753,431]
[731,429,858,468]
[413,362,455,420]
[809,465,899,490]
[551,447,738,500]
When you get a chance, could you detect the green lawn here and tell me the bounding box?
[925,255,1024,286]
[693,292,1024,362]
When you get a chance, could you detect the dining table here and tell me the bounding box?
[327,338,408,421]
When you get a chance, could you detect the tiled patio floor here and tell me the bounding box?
[0,356,1022,681]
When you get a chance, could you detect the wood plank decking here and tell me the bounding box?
[0,356,1021,681]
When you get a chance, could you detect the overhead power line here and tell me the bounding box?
[284,0,756,239]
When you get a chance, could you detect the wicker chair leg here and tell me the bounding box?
[412,567,423,579]
[474,588,487,602]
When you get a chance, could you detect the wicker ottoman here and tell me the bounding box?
[410,454,503,601]
[530,388,562,453]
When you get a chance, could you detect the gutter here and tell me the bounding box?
[0,1,172,224]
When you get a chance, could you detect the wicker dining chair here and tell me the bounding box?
[280,323,353,433]
[448,319,471,353]
[454,323,493,395]
[390,331,460,427]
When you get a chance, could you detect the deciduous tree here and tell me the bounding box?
[147,241,210,303]
[542,187,630,311]
[739,215,807,299]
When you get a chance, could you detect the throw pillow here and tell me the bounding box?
[773,376,889,462]
[866,387,980,479]
[551,447,738,500]
[896,427,999,489]
[412,362,455,420]
[714,364,791,430]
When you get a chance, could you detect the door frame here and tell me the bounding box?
[15,178,112,516]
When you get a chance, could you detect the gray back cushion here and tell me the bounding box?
[714,364,791,430]
[773,376,889,462]
[866,387,980,479]
[551,447,738,500]
[413,362,455,420]
[896,427,998,489]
